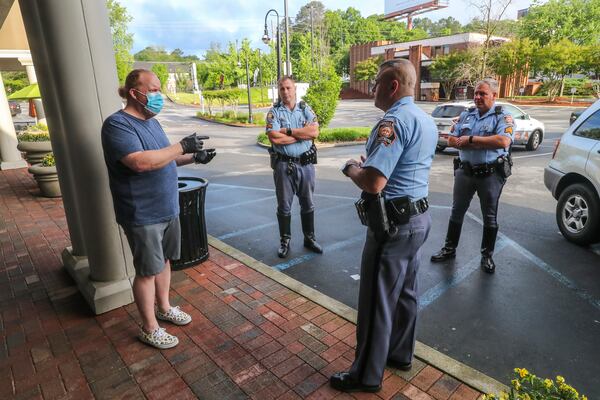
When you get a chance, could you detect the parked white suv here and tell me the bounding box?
[544,100,600,245]
[433,101,545,152]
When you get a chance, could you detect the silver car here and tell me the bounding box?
[544,99,600,245]
[433,101,545,152]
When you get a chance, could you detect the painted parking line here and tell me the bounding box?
[209,183,600,311]
[512,152,553,159]
[272,235,364,272]
[419,238,510,311]
[206,195,275,212]
[217,202,350,241]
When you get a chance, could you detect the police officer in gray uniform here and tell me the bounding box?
[330,59,437,393]
[266,76,322,258]
[431,78,514,273]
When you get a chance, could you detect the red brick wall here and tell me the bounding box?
[349,41,391,96]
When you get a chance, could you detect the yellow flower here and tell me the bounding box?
[544,379,553,389]
[511,379,522,390]
[582,396,588,400]
[556,376,565,384]
[519,368,529,378]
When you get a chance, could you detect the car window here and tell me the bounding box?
[502,104,524,119]
[573,109,600,140]
[432,105,466,118]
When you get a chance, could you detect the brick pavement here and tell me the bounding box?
[0,168,484,400]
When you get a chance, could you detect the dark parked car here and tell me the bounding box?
[9,100,21,116]
[570,110,583,125]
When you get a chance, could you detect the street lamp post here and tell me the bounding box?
[284,0,291,76]
[262,9,281,81]
[245,54,253,124]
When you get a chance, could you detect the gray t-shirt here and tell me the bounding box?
[101,110,179,226]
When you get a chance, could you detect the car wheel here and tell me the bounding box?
[525,130,541,151]
[556,183,600,245]
[436,145,446,152]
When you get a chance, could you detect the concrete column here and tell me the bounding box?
[19,0,135,314]
[0,72,27,170]
[21,61,46,124]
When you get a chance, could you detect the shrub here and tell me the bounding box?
[256,127,370,145]
[484,368,587,400]
[41,153,56,167]
[18,123,50,142]
[303,66,342,128]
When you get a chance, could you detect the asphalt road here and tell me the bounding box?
[23,97,592,396]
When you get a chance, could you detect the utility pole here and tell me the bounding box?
[245,54,253,124]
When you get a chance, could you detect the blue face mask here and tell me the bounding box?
[135,89,164,115]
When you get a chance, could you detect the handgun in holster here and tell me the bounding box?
[497,154,513,178]
[355,192,394,241]
[268,147,277,170]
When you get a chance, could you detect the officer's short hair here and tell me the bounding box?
[378,59,416,91]
[278,75,295,87]
[476,78,499,94]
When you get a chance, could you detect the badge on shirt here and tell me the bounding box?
[376,120,396,146]
[504,115,514,125]
[267,112,274,123]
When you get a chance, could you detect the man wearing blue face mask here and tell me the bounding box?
[101,69,216,349]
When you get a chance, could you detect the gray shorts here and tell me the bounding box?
[122,217,181,277]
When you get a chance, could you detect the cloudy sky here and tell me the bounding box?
[120,0,532,57]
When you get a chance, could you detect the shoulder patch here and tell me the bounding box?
[376,120,396,147]
[504,115,514,125]
[267,111,275,123]
[504,126,513,134]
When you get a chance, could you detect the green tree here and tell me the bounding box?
[304,64,342,128]
[106,0,134,84]
[294,1,325,34]
[353,57,382,81]
[135,46,171,61]
[430,50,480,99]
[519,0,600,46]
[151,63,169,90]
[535,39,583,99]
[489,38,538,96]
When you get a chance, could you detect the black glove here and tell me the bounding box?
[194,149,216,164]
[180,133,209,154]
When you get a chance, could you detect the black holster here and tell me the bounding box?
[386,196,411,225]
[497,155,513,178]
[268,147,277,170]
[355,192,394,241]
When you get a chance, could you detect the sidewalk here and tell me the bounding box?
[0,167,486,400]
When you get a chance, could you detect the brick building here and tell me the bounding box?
[349,32,524,100]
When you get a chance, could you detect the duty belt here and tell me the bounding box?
[387,197,429,219]
[459,161,497,178]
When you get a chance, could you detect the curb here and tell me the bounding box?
[256,140,367,149]
[196,115,262,129]
[208,234,509,395]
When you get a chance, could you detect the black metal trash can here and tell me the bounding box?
[172,177,209,270]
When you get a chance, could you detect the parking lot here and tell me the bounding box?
[19,98,600,396]
[151,99,600,397]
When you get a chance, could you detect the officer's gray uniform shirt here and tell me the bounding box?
[450,103,514,164]
[349,96,436,386]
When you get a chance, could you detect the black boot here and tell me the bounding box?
[480,226,498,273]
[301,211,323,254]
[431,220,462,262]
[277,213,291,258]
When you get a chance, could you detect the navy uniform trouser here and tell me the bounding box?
[273,160,315,216]
[450,168,506,228]
[349,212,431,386]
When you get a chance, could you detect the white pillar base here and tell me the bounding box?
[1,160,28,170]
[62,247,134,314]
